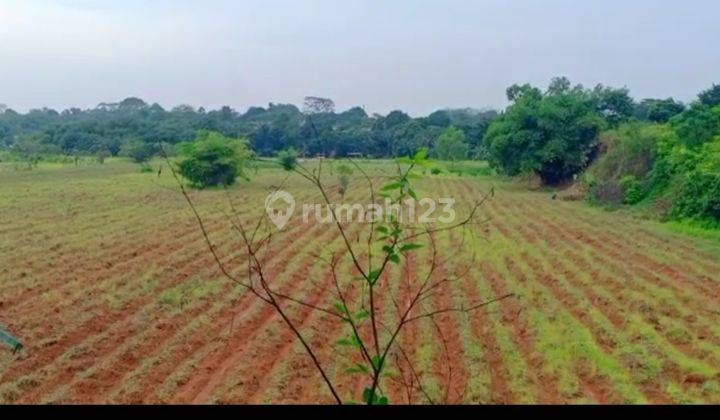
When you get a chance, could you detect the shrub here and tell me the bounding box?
[95,149,110,164]
[672,171,720,220]
[278,148,299,171]
[336,164,353,196]
[587,122,671,205]
[671,104,720,147]
[139,164,154,173]
[619,175,643,204]
[178,131,251,188]
[121,139,155,163]
[668,138,720,220]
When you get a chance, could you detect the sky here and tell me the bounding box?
[0,0,719,116]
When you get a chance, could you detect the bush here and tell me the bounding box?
[177,131,251,188]
[587,122,672,205]
[139,164,154,173]
[278,148,299,171]
[672,171,720,220]
[95,149,110,164]
[336,164,353,196]
[619,175,643,204]
[121,139,155,163]
[667,138,720,220]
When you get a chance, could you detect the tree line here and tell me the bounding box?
[0,96,496,160]
[2,78,718,223]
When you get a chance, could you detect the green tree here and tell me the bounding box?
[121,139,155,163]
[484,79,604,184]
[433,126,468,161]
[671,103,720,147]
[698,83,720,107]
[637,98,685,123]
[591,84,634,126]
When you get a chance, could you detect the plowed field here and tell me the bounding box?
[1,161,719,403]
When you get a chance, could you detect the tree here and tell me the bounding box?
[177,131,251,188]
[433,126,468,161]
[485,79,604,184]
[121,139,155,164]
[506,83,541,102]
[303,96,335,114]
[698,83,720,107]
[118,97,148,110]
[592,84,634,126]
[547,76,571,94]
[166,149,510,404]
[425,110,451,127]
[671,103,720,147]
[635,98,685,123]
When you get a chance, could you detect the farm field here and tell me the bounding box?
[1,160,719,404]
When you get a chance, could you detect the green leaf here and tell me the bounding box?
[335,337,353,346]
[346,363,370,375]
[407,187,417,199]
[413,148,428,162]
[375,225,389,234]
[381,182,402,191]
[371,355,383,370]
[354,309,370,320]
[367,269,381,284]
[362,386,388,404]
[362,387,373,403]
[399,242,423,252]
[333,301,349,314]
[388,253,400,264]
[381,245,394,253]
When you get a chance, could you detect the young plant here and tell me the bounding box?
[165,148,510,404]
[336,163,353,197]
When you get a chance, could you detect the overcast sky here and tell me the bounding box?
[1,0,718,115]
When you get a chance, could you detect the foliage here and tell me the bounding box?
[121,139,155,163]
[484,78,605,184]
[433,126,468,161]
[667,137,720,220]
[277,147,299,171]
[587,83,720,223]
[336,163,353,196]
[698,84,720,107]
[587,122,669,204]
[0,97,485,160]
[619,175,643,204]
[670,103,720,147]
[95,149,110,164]
[177,131,251,188]
[635,98,685,123]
